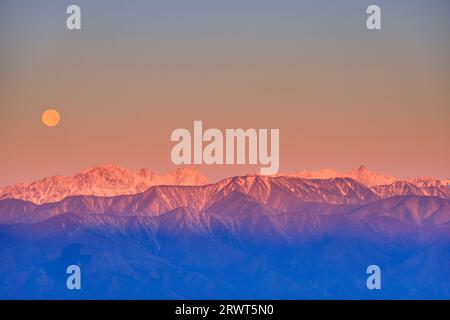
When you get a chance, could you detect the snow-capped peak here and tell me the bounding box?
[289,165,447,188]
[290,165,396,187]
[0,165,209,204]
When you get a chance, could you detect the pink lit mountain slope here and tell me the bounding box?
[0,175,449,227]
[371,181,449,199]
[1,165,448,206]
[291,165,449,198]
[0,165,208,204]
[0,176,379,224]
[292,165,398,187]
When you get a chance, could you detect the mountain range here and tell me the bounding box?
[1,173,449,225]
[291,165,449,188]
[0,167,449,299]
[0,165,208,204]
[0,165,448,205]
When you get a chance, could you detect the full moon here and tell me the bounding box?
[42,109,61,127]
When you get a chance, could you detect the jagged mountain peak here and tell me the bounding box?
[165,167,209,185]
[346,165,397,187]
[290,165,448,188]
[1,165,448,206]
[0,165,209,204]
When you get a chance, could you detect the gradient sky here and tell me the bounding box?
[1,0,449,186]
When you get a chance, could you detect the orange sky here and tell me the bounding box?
[0,0,449,186]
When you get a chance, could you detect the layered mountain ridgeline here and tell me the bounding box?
[0,165,209,204]
[291,165,450,188]
[0,174,449,299]
[0,199,449,299]
[0,174,449,225]
[370,180,449,198]
[0,165,448,206]
[0,176,386,224]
